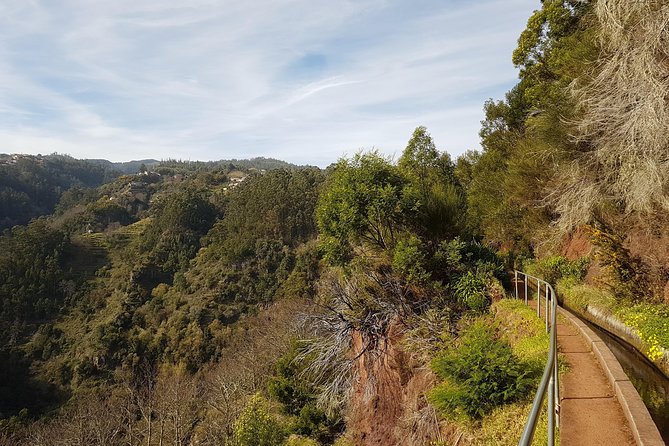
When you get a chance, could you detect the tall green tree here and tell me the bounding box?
[398,126,465,241]
[316,152,413,264]
[464,0,595,249]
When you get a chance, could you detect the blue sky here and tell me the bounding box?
[0,0,537,166]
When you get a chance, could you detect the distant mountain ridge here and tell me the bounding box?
[85,156,311,174]
[85,158,160,174]
[0,153,313,230]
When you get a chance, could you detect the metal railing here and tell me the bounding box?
[514,270,560,446]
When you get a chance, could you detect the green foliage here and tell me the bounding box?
[316,152,411,263]
[140,187,216,280]
[268,346,313,416]
[275,241,321,300]
[558,280,669,362]
[86,198,131,228]
[429,320,533,419]
[54,187,99,215]
[465,1,596,248]
[557,281,616,313]
[473,401,550,446]
[493,299,550,373]
[452,272,490,315]
[431,238,505,288]
[588,224,648,300]
[231,393,286,446]
[0,154,115,230]
[0,158,329,437]
[268,343,342,443]
[524,255,589,285]
[0,219,69,328]
[151,157,305,176]
[558,277,669,365]
[512,1,586,73]
[285,435,320,446]
[399,126,465,240]
[317,128,467,265]
[207,169,323,263]
[392,236,430,284]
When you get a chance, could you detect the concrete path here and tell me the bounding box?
[556,313,635,445]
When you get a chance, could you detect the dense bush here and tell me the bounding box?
[392,236,430,284]
[316,152,411,264]
[524,255,589,285]
[429,320,533,419]
[452,271,491,315]
[231,394,286,446]
[268,344,342,443]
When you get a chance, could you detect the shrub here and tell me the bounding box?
[452,271,491,315]
[285,435,319,446]
[557,281,616,313]
[433,238,505,282]
[617,303,669,361]
[432,238,467,275]
[268,344,342,443]
[429,320,533,419]
[392,236,430,284]
[231,394,286,446]
[525,255,589,284]
[588,224,648,300]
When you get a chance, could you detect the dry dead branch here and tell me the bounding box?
[561,0,669,229]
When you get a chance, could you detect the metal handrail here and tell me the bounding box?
[514,270,560,446]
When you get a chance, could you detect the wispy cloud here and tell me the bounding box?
[0,0,537,165]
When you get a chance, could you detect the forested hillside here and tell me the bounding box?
[0,154,117,230]
[1,0,668,445]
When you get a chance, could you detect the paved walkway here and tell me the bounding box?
[556,312,635,445]
[521,293,635,445]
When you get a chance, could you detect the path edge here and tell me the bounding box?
[558,306,665,446]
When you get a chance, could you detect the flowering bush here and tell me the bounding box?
[617,303,669,361]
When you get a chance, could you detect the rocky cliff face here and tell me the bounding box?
[346,322,441,446]
[561,219,669,304]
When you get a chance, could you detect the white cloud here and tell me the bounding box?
[0,0,537,164]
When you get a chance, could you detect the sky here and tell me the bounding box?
[0,0,537,166]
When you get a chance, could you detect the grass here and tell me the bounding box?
[474,400,551,446]
[494,299,549,365]
[558,278,617,314]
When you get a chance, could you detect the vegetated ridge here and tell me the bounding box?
[1,1,669,445]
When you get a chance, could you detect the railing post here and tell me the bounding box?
[524,275,528,305]
[548,374,555,446]
[554,347,560,427]
[537,279,541,318]
[545,283,550,332]
[515,270,519,299]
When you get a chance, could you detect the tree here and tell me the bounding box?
[141,188,216,280]
[316,152,412,264]
[558,0,669,229]
[465,1,595,247]
[231,393,285,446]
[203,169,323,264]
[398,126,465,241]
